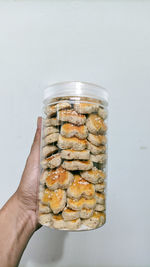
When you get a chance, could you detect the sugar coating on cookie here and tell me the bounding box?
[45,166,74,190]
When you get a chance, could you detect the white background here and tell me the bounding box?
[0,1,150,267]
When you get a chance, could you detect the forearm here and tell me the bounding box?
[0,193,36,267]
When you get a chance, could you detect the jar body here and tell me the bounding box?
[38,82,108,231]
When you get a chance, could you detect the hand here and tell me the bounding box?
[16,117,42,231]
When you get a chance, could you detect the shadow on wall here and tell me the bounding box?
[20,227,67,266]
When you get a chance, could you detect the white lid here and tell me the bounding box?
[44,81,108,103]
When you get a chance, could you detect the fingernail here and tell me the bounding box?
[37,117,42,129]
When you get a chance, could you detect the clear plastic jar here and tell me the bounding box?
[38,81,108,231]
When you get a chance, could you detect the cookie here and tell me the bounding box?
[95,182,106,192]
[62,207,80,221]
[58,135,87,151]
[95,204,105,212]
[43,126,59,137]
[42,145,58,158]
[86,114,107,134]
[82,211,105,229]
[45,166,74,190]
[44,102,71,117]
[60,149,90,160]
[98,107,107,120]
[40,188,66,214]
[43,118,61,127]
[90,154,107,164]
[52,214,81,230]
[67,175,95,199]
[80,167,106,184]
[95,192,105,204]
[87,133,107,146]
[62,207,94,220]
[74,103,99,114]
[87,141,106,155]
[67,197,96,211]
[43,133,59,145]
[40,170,49,185]
[61,123,88,139]
[39,213,52,226]
[41,153,61,169]
[62,160,93,171]
[58,109,86,125]
[39,202,51,213]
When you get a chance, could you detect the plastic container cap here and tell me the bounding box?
[44,81,108,103]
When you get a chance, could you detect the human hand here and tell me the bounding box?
[16,116,42,231]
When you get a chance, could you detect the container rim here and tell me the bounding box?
[43,81,109,103]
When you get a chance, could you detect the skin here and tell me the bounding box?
[0,117,42,267]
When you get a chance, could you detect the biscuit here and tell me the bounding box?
[58,109,86,125]
[62,160,93,171]
[40,188,66,214]
[90,154,107,164]
[86,114,107,134]
[43,118,61,127]
[95,192,105,204]
[43,126,59,137]
[58,135,87,151]
[62,207,94,220]
[67,197,96,211]
[80,208,94,219]
[82,211,105,229]
[95,204,105,212]
[43,133,59,145]
[80,167,106,184]
[67,175,95,199]
[40,170,49,185]
[74,103,99,114]
[52,214,81,230]
[41,153,61,169]
[60,149,90,160]
[95,182,106,192]
[39,202,51,213]
[62,207,80,221]
[45,166,74,190]
[38,213,52,226]
[87,133,107,146]
[42,145,58,158]
[61,123,88,139]
[44,102,71,117]
[87,141,106,155]
[98,107,107,120]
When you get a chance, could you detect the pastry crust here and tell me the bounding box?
[52,214,81,230]
[43,133,59,145]
[43,118,61,127]
[82,211,105,229]
[95,192,105,204]
[67,197,96,211]
[38,213,52,226]
[95,182,106,192]
[42,145,58,158]
[44,102,71,117]
[43,126,59,137]
[98,107,107,120]
[39,202,51,213]
[90,154,107,164]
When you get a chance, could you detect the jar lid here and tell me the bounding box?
[44,81,108,103]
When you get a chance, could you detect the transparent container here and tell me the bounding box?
[38,81,108,231]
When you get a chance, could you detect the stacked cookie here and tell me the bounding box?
[39,101,107,230]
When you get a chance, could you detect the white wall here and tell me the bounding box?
[0,1,150,267]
